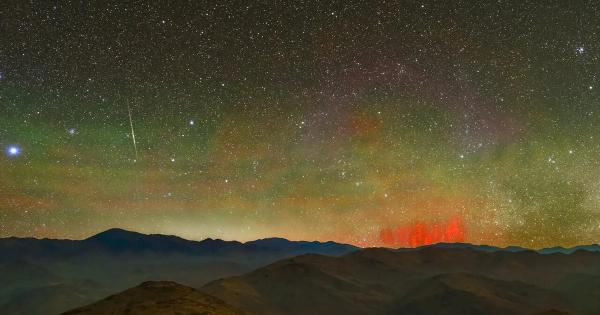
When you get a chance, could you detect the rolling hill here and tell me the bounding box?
[202,247,600,315]
[63,281,247,315]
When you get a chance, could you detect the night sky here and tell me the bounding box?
[1,1,600,248]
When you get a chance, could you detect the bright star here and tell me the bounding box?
[68,128,77,135]
[189,120,195,126]
[6,145,20,157]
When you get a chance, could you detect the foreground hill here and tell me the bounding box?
[394,273,568,315]
[63,281,247,315]
[202,247,599,315]
[0,229,357,315]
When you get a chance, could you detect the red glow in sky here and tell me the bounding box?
[379,216,466,247]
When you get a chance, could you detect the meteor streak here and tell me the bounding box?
[127,102,138,162]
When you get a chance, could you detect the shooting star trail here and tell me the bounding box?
[127,102,138,162]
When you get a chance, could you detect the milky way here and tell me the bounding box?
[1,1,600,248]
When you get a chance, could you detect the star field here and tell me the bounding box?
[1,1,600,248]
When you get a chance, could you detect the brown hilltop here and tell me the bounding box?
[63,281,248,315]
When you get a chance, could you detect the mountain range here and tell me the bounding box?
[2,229,600,314]
[0,228,356,315]
[202,247,600,314]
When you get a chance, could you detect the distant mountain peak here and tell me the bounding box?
[85,229,196,244]
[85,228,146,241]
[245,237,293,246]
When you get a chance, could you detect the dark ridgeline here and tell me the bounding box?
[0,228,358,262]
[0,229,357,315]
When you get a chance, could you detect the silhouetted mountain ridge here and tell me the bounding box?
[0,229,358,315]
[3,228,599,256]
[84,228,244,254]
[537,244,600,254]
[202,246,600,315]
[0,228,359,262]
[402,242,522,252]
[3,229,600,315]
[246,237,358,255]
